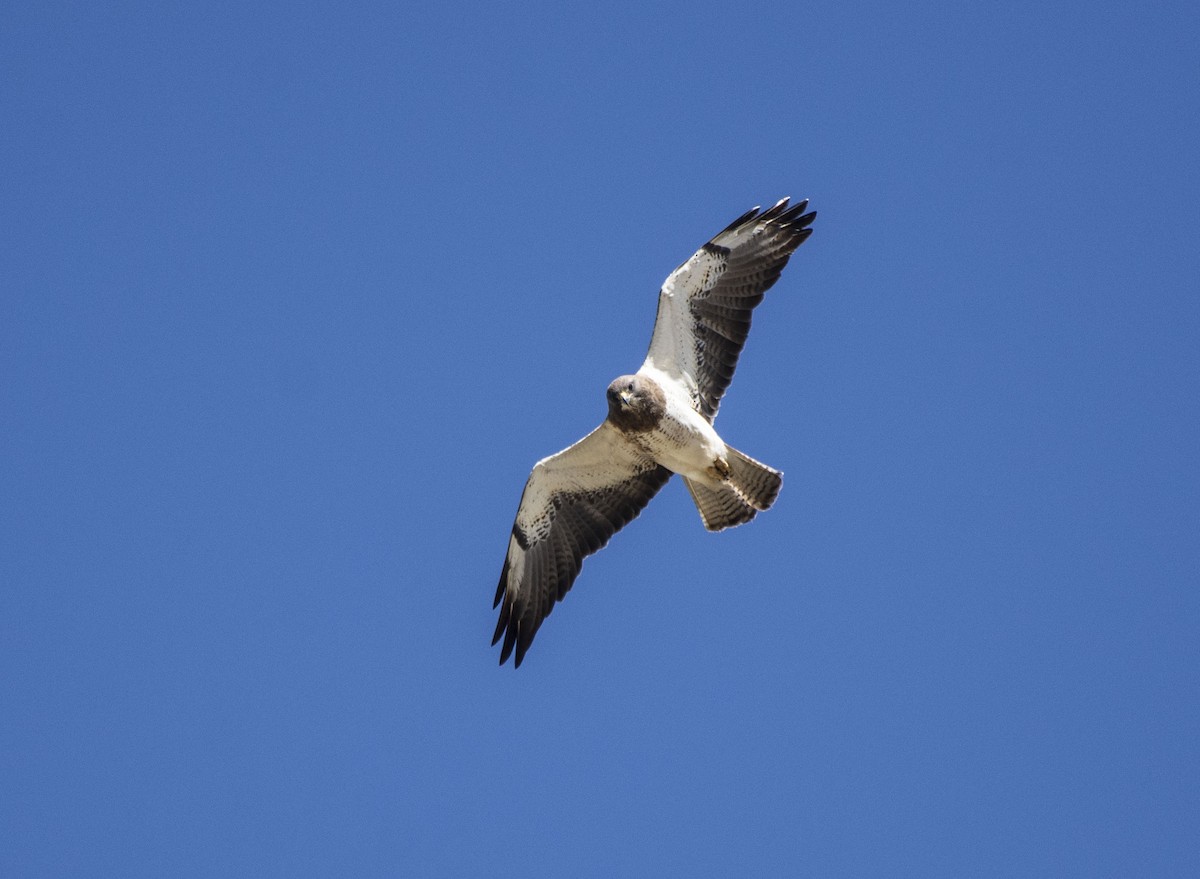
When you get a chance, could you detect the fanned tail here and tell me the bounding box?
[684,446,782,532]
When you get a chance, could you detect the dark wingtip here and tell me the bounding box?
[758,197,791,222]
[718,205,762,235]
[494,558,509,608]
[775,200,815,234]
[498,620,517,665]
[492,598,510,646]
[723,197,817,242]
[781,198,808,217]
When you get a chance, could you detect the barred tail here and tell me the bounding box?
[683,446,782,532]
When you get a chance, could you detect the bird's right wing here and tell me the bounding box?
[493,422,672,667]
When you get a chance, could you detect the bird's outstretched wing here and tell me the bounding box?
[493,422,672,667]
[640,198,816,421]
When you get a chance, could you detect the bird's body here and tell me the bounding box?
[494,198,816,666]
[607,371,725,485]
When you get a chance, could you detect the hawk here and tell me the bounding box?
[493,198,816,667]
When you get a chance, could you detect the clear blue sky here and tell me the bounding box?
[3,2,1198,876]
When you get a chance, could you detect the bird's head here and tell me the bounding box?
[606,374,666,431]
[606,375,636,408]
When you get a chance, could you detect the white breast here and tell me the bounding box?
[636,364,727,482]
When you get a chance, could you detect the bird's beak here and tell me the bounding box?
[620,391,632,406]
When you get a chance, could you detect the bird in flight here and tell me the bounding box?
[493,198,816,667]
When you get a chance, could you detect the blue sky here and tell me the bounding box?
[3,1,1198,875]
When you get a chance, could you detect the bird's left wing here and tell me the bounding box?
[640,198,815,421]
[493,422,672,667]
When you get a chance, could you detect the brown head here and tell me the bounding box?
[606,374,666,433]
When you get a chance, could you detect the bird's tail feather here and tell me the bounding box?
[684,446,782,532]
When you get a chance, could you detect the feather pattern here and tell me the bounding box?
[642,198,816,420]
[493,423,671,667]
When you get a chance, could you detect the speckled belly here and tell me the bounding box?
[638,409,727,483]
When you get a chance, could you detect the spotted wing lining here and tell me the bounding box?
[643,198,816,420]
[493,425,672,667]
